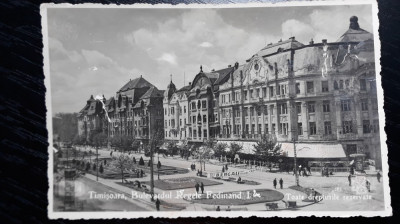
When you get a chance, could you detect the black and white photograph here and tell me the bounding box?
[43,0,391,218]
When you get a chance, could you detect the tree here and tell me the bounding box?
[253,134,282,163]
[53,113,79,143]
[113,154,132,183]
[165,141,177,156]
[214,143,227,159]
[228,143,243,158]
[148,128,164,201]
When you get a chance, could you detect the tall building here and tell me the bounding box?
[162,16,381,167]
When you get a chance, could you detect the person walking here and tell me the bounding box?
[377,171,381,183]
[273,178,277,189]
[216,206,220,211]
[225,164,228,171]
[200,182,204,194]
[348,174,352,186]
[279,178,283,189]
[195,182,200,194]
[222,166,225,173]
[155,198,161,211]
[366,179,371,192]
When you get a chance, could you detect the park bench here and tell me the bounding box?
[265,203,278,210]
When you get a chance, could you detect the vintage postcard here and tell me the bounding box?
[43,0,392,219]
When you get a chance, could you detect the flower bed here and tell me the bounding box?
[143,177,223,190]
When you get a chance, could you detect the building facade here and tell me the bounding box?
[161,16,381,167]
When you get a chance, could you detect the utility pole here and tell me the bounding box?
[293,137,299,186]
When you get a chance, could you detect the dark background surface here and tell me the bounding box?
[0,0,399,223]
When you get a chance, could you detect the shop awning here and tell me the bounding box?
[217,141,257,154]
[280,143,346,158]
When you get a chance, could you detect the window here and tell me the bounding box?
[263,106,268,115]
[370,80,377,92]
[193,116,196,123]
[235,92,240,101]
[265,124,269,134]
[307,81,314,93]
[280,85,287,95]
[324,121,332,135]
[296,102,302,114]
[298,123,303,135]
[269,86,275,97]
[308,102,315,113]
[165,120,167,127]
[363,120,371,133]
[334,80,339,90]
[341,100,351,111]
[342,121,353,134]
[258,124,262,133]
[203,129,207,138]
[256,88,260,98]
[322,81,329,92]
[296,83,301,94]
[244,90,248,100]
[373,119,379,133]
[180,119,182,126]
[184,118,186,125]
[272,124,276,134]
[193,130,197,138]
[361,99,368,111]
[202,100,207,109]
[262,87,267,98]
[279,103,287,114]
[251,124,255,134]
[215,113,218,122]
[203,115,207,123]
[270,105,274,115]
[250,90,254,99]
[323,101,330,112]
[250,107,254,116]
[184,106,186,113]
[339,80,344,89]
[360,79,367,91]
[244,108,248,117]
[280,123,288,135]
[309,122,316,135]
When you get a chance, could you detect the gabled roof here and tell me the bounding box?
[140,86,164,99]
[117,76,154,93]
[176,85,191,92]
[213,66,235,85]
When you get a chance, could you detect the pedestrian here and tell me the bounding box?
[226,206,231,211]
[273,178,277,189]
[313,190,318,203]
[225,164,228,171]
[348,174,352,186]
[195,182,200,194]
[155,198,161,211]
[200,182,204,194]
[216,206,220,211]
[366,180,371,192]
[140,169,144,178]
[279,178,283,189]
[222,166,225,173]
[377,171,381,183]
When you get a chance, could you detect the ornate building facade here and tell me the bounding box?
[162,16,381,167]
[78,76,164,145]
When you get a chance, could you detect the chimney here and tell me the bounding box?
[211,69,215,72]
[228,65,231,68]
[322,39,327,44]
[309,38,314,45]
[267,43,272,46]
[234,62,239,69]
[289,37,295,41]
[278,39,282,42]
[189,82,192,86]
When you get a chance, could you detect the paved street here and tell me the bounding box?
[68,146,385,211]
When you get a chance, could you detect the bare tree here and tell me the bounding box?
[113,154,132,183]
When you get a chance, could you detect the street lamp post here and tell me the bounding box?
[157,152,160,180]
[292,137,299,186]
[96,145,99,181]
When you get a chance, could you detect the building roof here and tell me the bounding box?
[140,86,164,99]
[213,66,235,85]
[256,37,304,57]
[337,16,373,42]
[117,76,154,93]
[176,85,191,92]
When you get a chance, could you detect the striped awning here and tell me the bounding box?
[280,143,346,158]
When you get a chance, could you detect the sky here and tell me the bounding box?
[47,4,373,114]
